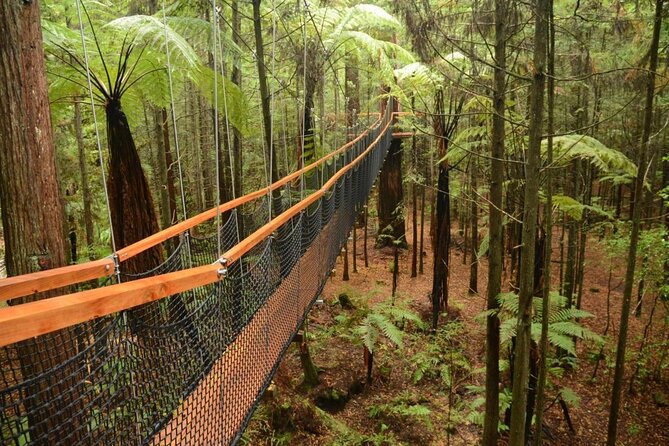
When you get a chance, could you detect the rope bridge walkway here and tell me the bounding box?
[0,100,396,445]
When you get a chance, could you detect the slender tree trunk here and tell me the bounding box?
[161,108,178,226]
[483,1,506,442]
[74,101,95,257]
[364,200,369,267]
[533,1,555,443]
[607,0,663,443]
[0,2,84,442]
[469,156,479,293]
[154,107,171,230]
[411,134,418,278]
[575,165,592,310]
[343,234,350,281]
[231,0,243,198]
[419,178,426,275]
[508,0,548,442]
[189,86,204,214]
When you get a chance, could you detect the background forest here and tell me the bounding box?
[0,0,668,445]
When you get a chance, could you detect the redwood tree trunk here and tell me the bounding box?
[377,137,406,247]
[0,1,84,442]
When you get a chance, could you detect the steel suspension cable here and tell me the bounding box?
[211,0,223,262]
[161,2,188,223]
[300,0,308,201]
[74,0,119,282]
[215,15,241,244]
[268,0,278,223]
[161,1,192,267]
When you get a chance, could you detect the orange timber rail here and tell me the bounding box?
[0,110,395,348]
[0,113,390,303]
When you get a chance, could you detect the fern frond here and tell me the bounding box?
[544,135,637,176]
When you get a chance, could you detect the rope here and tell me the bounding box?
[74,0,119,281]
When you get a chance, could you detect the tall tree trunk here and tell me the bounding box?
[562,161,578,307]
[231,0,243,198]
[154,107,171,230]
[161,107,178,226]
[533,1,555,442]
[189,86,204,214]
[508,0,548,442]
[419,175,426,275]
[575,165,592,310]
[431,90,460,329]
[0,1,84,442]
[198,94,214,209]
[74,100,95,258]
[377,137,406,247]
[607,0,663,443]
[469,156,479,293]
[482,0,505,441]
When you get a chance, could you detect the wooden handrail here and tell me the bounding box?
[0,258,115,302]
[0,113,392,348]
[0,112,387,302]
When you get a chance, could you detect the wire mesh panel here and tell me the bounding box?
[0,100,394,446]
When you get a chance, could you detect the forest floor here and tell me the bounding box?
[242,213,668,445]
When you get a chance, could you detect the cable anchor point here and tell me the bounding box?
[217,258,228,279]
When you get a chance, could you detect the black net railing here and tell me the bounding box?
[0,101,393,445]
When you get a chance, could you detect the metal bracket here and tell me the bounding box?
[112,253,121,283]
[217,257,228,278]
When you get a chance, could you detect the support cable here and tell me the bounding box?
[211,0,224,270]
[215,14,241,244]
[161,0,192,267]
[74,0,119,282]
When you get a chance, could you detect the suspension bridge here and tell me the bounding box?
[0,98,405,445]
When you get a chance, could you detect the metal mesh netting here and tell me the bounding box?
[0,107,392,445]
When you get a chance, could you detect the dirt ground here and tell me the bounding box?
[242,211,669,445]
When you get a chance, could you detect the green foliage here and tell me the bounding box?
[408,323,470,387]
[352,300,425,354]
[550,194,613,221]
[480,292,603,356]
[466,386,512,432]
[368,391,432,431]
[543,135,637,176]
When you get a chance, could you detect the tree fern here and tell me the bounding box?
[493,291,603,354]
[543,134,637,176]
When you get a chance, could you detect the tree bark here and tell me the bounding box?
[533,1,555,443]
[231,0,243,198]
[74,100,95,257]
[607,0,663,443]
[482,0,506,442]
[0,1,84,442]
[469,157,479,293]
[508,0,548,442]
[377,137,406,247]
